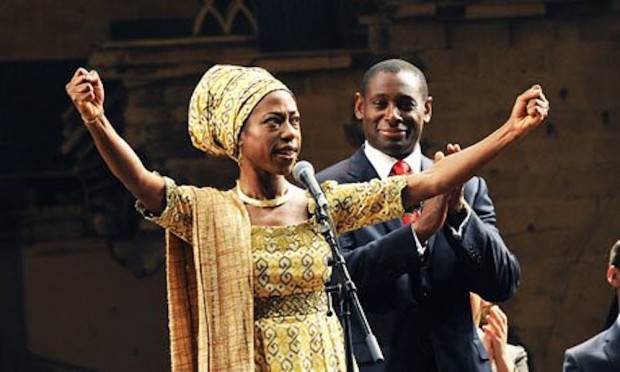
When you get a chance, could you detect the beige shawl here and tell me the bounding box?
[165,187,253,371]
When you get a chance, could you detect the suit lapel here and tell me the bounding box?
[604,318,620,366]
[350,147,402,233]
[420,156,437,255]
[346,147,380,182]
[421,156,433,172]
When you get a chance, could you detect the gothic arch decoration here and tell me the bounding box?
[193,0,258,36]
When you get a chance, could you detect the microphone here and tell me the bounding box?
[293,160,329,212]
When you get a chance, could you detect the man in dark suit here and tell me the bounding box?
[563,240,620,372]
[317,59,521,371]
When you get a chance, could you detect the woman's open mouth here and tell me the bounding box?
[274,146,298,160]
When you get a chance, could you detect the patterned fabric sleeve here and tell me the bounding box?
[135,176,195,244]
[322,175,408,235]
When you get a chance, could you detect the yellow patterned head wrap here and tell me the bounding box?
[188,64,291,161]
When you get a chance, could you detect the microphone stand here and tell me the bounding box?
[315,204,384,372]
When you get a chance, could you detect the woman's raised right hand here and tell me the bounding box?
[65,67,105,122]
[508,84,550,137]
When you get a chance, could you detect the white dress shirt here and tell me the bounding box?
[363,140,471,254]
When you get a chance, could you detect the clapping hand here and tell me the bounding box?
[481,305,516,372]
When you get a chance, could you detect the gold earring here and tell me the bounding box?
[237,146,243,164]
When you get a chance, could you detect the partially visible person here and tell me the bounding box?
[317,59,530,371]
[563,240,620,372]
[603,293,619,330]
[65,63,548,371]
[470,293,528,372]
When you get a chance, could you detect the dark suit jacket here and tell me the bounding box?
[317,147,521,372]
[563,318,620,372]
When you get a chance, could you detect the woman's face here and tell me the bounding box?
[239,90,301,176]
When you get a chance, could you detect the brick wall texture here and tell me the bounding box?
[6,3,620,371]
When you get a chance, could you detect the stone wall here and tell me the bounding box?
[0,0,199,60]
[3,1,620,371]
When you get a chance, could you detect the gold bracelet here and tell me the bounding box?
[82,108,105,125]
[454,198,468,214]
[449,198,469,219]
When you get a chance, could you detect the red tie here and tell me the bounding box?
[390,160,420,224]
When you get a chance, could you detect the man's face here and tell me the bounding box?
[355,71,432,159]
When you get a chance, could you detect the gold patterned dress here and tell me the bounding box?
[142,176,407,372]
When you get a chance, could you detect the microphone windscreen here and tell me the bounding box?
[292,160,314,184]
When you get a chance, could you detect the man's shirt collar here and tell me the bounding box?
[363,140,422,180]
